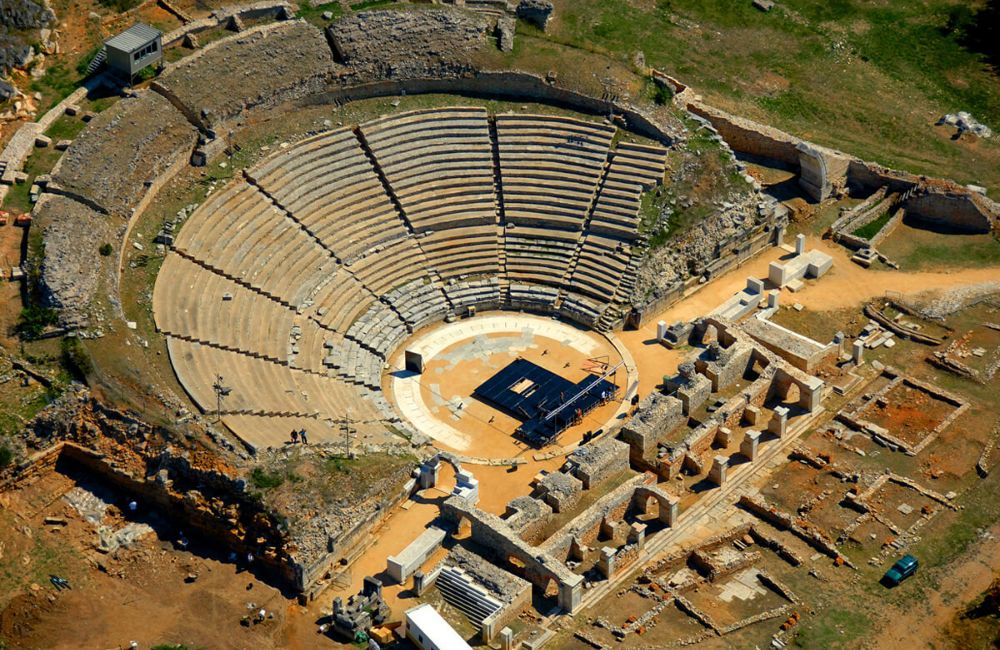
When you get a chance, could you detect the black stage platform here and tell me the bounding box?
[473,358,617,445]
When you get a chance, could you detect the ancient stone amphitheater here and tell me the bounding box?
[151,106,666,449]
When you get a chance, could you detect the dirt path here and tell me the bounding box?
[864,522,1000,650]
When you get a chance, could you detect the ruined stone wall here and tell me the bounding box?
[440,496,582,608]
[903,187,996,233]
[619,393,686,466]
[305,70,679,145]
[686,102,800,166]
[7,388,301,589]
[540,473,654,561]
[153,20,339,132]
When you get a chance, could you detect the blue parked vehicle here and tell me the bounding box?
[883,554,918,586]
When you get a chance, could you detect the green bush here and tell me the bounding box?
[0,445,14,469]
[16,305,59,339]
[652,83,672,105]
[61,337,92,381]
[99,243,113,256]
[250,467,284,489]
[97,0,142,11]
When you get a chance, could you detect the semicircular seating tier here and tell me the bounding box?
[153,107,667,450]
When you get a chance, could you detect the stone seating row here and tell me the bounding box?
[588,142,667,239]
[287,315,340,375]
[153,253,293,361]
[323,337,387,390]
[167,337,323,417]
[560,292,604,326]
[496,114,614,229]
[419,226,499,279]
[505,226,578,286]
[508,283,559,311]
[345,235,430,296]
[442,278,502,312]
[307,269,379,334]
[173,180,336,308]
[383,278,451,331]
[345,301,409,359]
[247,127,411,264]
[566,235,632,303]
[363,108,497,232]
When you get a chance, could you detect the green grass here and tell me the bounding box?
[43,115,86,142]
[547,0,1000,193]
[851,210,895,240]
[249,466,285,490]
[29,61,82,114]
[793,606,873,648]
[296,0,345,22]
[350,0,396,10]
[1,181,33,213]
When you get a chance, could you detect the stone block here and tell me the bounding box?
[740,430,760,460]
[709,455,728,485]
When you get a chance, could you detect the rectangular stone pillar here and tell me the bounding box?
[558,579,582,612]
[600,515,616,540]
[569,537,586,561]
[659,496,680,527]
[628,522,646,549]
[418,461,439,489]
[715,426,732,447]
[598,547,616,578]
[852,339,865,365]
[767,290,780,309]
[743,404,761,426]
[500,627,514,650]
[740,430,761,461]
[746,277,765,294]
[768,406,789,438]
[795,233,806,256]
[709,455,728,486]
[657,320,668,341]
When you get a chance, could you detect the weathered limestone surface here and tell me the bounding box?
[797,141,849,202]
[49,91,197,217]
[328,9,486,80]
[31,193,115,327]
[154,20,338,130]
[516,0,554,31]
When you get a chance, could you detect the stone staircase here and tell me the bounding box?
[435,566,504,630]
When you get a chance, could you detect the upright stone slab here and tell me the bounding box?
[852,339,865,365]
[657,320,668,341]
[500,627,514,650]
[598,547,616,578]
[767,290,780,309]
[746,277,765,294]
[768,406,789,438]
[405,349,424,373]
[709,455,728,485]
[740,430,761,460]
[628,522,647,549]
[795,233,807,256]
